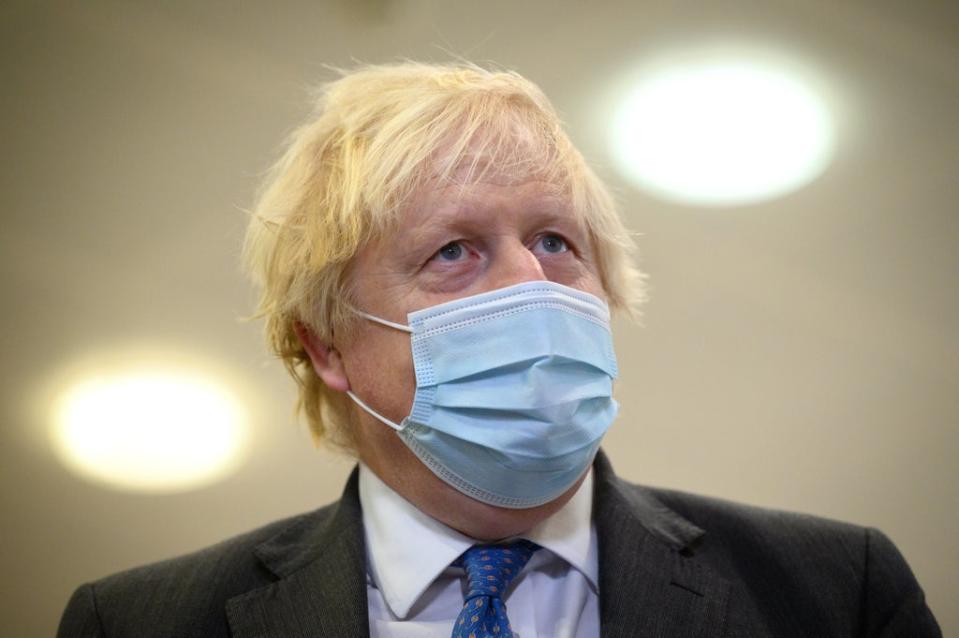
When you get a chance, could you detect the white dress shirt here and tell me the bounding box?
[359,464,600,638]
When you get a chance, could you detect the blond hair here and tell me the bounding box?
[243,61,645,452]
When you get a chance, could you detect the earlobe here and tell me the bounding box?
[293,321,351,393]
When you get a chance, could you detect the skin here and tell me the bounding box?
[296,170,607,541]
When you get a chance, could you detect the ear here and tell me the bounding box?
[293,321,350,393]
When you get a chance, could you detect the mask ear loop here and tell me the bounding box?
[343,309,413,432]
[355,310,414,333]
[346,390,404,432]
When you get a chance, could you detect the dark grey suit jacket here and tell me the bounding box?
[57,452,941,637]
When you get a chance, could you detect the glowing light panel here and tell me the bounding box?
[52,369,248,492]
[609,55,834,206]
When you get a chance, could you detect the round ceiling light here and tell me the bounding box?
[608,53,835,207]
[51,366,249,493]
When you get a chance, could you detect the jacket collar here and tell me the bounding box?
[226,451,729,638]
[593,449,705,552]
[225,469,370,638]
[593,450,731,638]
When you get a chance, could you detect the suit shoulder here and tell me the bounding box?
[643,484,867,547]
[65,502,340,638]
[99,504,334,588]
[627,482,872,584]
[624,484,940,636]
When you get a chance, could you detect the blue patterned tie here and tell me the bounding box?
[451,540,539,638]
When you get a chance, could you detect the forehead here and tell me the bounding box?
[403,172,576,228]
[370,119,585,241]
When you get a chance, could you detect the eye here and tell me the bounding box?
[433,241,465,262]
[537,234,569,254]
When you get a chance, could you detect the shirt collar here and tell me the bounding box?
[358,463,597,620]
[521,469,598,593]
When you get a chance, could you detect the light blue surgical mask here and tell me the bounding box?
[347,281,618,509]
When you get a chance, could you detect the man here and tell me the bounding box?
[58,62,940,637]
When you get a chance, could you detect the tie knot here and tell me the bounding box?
[458,540,539,600]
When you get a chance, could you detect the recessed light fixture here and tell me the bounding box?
[608,50,835,207]
[51,362,249,493]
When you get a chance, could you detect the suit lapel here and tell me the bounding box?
[225,469,370,638]
[594,452,730,638]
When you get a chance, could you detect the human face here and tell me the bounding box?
[335,172,606,539]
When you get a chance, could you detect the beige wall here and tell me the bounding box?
[1,1,956,635]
